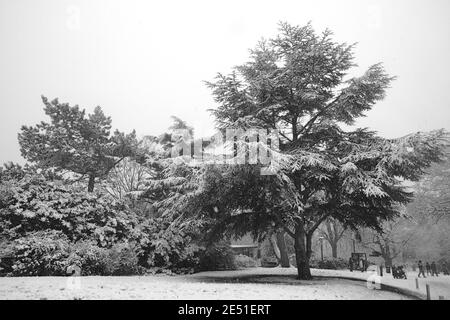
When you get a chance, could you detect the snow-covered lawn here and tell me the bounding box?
[0,267,418,300]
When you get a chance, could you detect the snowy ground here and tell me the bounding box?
[0,267,421,300]
[312,268,450,300]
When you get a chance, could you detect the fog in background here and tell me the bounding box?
[1,0,450,165]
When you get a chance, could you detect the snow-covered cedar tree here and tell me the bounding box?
[197,22,448,279]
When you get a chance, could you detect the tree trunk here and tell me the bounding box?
[384,256,393,269]
[269,234,281,262]
[276,231,290,268]
[384,244,393,268]
[88,174,95,193]
[331,241,338,258]
[294,224,312,280]
[324,219,342,259]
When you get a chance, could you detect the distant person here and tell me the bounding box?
[443,261,449,275]
[431,261,439,277]
[349,257,353,272]
[426,262,431,276]
[418,260,426,278]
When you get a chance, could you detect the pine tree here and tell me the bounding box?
[18,96,140,192]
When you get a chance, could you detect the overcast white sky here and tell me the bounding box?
[1,0,450,164]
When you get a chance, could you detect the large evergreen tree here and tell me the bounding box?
[202,22,447,279]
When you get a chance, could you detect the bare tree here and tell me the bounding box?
[102,157,154,216]
[319,218,346,258]
[360,219,414,267]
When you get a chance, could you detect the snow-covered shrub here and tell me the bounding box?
[137,218,202,273]
[0,174,139,248]
[0,237,144,276]
[2,230,71,276]
[0,173,206,275]
[197,242,236,271]
[261,256,279,268]
[234,254,258,269]
[103,242,141,275]
[310,257,348,270]
[67,241,110,276]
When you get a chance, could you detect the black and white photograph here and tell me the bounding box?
[0,0,450,308]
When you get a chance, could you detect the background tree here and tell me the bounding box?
[101,157,154,216]
[360,218,414,267]
[318,218,346,258]
[19,96,140,192]
[101,116,196,219]
[400,152,450,265]
[157,116,195,154]
[408,149,450,223]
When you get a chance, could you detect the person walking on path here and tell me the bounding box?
[431,261,439,277]
[443,261,449,275]
[426,262,431,276]
[418,260,426,278]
